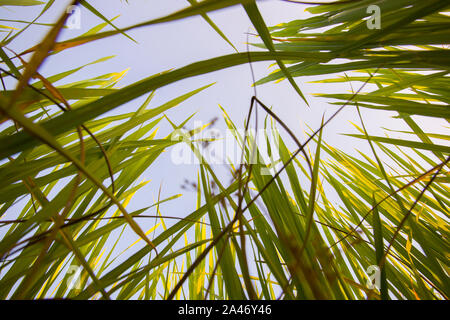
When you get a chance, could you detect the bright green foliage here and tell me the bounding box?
[0,0,448,300]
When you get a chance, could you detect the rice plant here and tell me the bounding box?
[0,0,448,300]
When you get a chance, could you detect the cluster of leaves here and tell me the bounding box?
[0,0,448,300]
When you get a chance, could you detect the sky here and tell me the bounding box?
[1,0,448,297]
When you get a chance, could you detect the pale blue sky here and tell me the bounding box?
[2,0,445,243]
